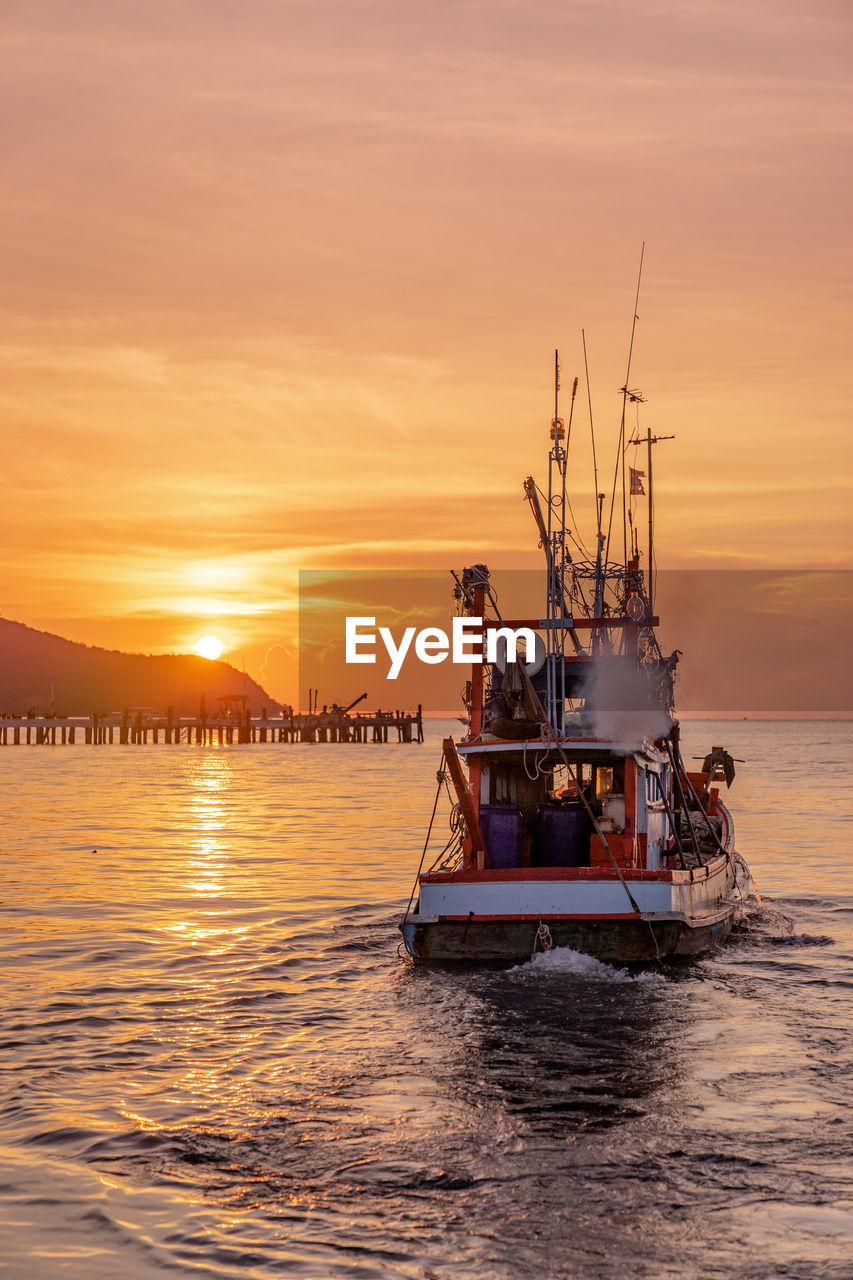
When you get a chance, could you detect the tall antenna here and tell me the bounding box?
[604,243,645,574]
[554,347,560,425]
[582,328,599,528]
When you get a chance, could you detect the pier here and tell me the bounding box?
[0,707,424,747]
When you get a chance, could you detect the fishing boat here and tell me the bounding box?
[400,352,750,964]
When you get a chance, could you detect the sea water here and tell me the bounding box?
[0,720,851,1279]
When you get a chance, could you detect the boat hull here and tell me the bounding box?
[401,838,741,964]
[401,907,735,964]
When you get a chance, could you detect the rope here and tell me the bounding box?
[523,734,549,781]
[428,801,464,871]
[402,759,447,922]
[533,918,554,954]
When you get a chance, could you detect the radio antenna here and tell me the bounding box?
[605,242,645,573]
[582,328,599,528]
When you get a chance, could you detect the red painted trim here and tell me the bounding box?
[460,736,609,745]
[436,912,643,922]
[420,866,674,884]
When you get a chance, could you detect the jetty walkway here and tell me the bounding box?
[0,707,424,747]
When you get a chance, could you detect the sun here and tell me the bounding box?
[195,635,225,660]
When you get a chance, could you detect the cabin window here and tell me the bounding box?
[595,763,624,798]
[596,767,614,797]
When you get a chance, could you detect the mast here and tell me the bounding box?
[544,351,579,733]
[546,350,565,733]
[592,492,605,652]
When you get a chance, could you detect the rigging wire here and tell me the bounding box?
[565,493,593,559]
[534,480,592,560]
[402,760,448,921]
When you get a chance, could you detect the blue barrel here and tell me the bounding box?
[532,804,590,867]
[479,804,523,869]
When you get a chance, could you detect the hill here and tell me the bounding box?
[0,617,281,717]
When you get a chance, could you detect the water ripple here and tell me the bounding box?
[0,721,851,1279]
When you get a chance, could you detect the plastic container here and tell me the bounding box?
[479,804,523,869]
[532,804,590,867]
[602,795,625,831]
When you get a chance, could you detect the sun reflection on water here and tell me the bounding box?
[134,748,276,1134]
[184,755,232,898]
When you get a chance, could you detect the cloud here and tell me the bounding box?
[0,0,849,685]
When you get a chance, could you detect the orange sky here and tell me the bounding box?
[1,0,851,706]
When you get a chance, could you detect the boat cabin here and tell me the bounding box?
[457,738,672,873]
